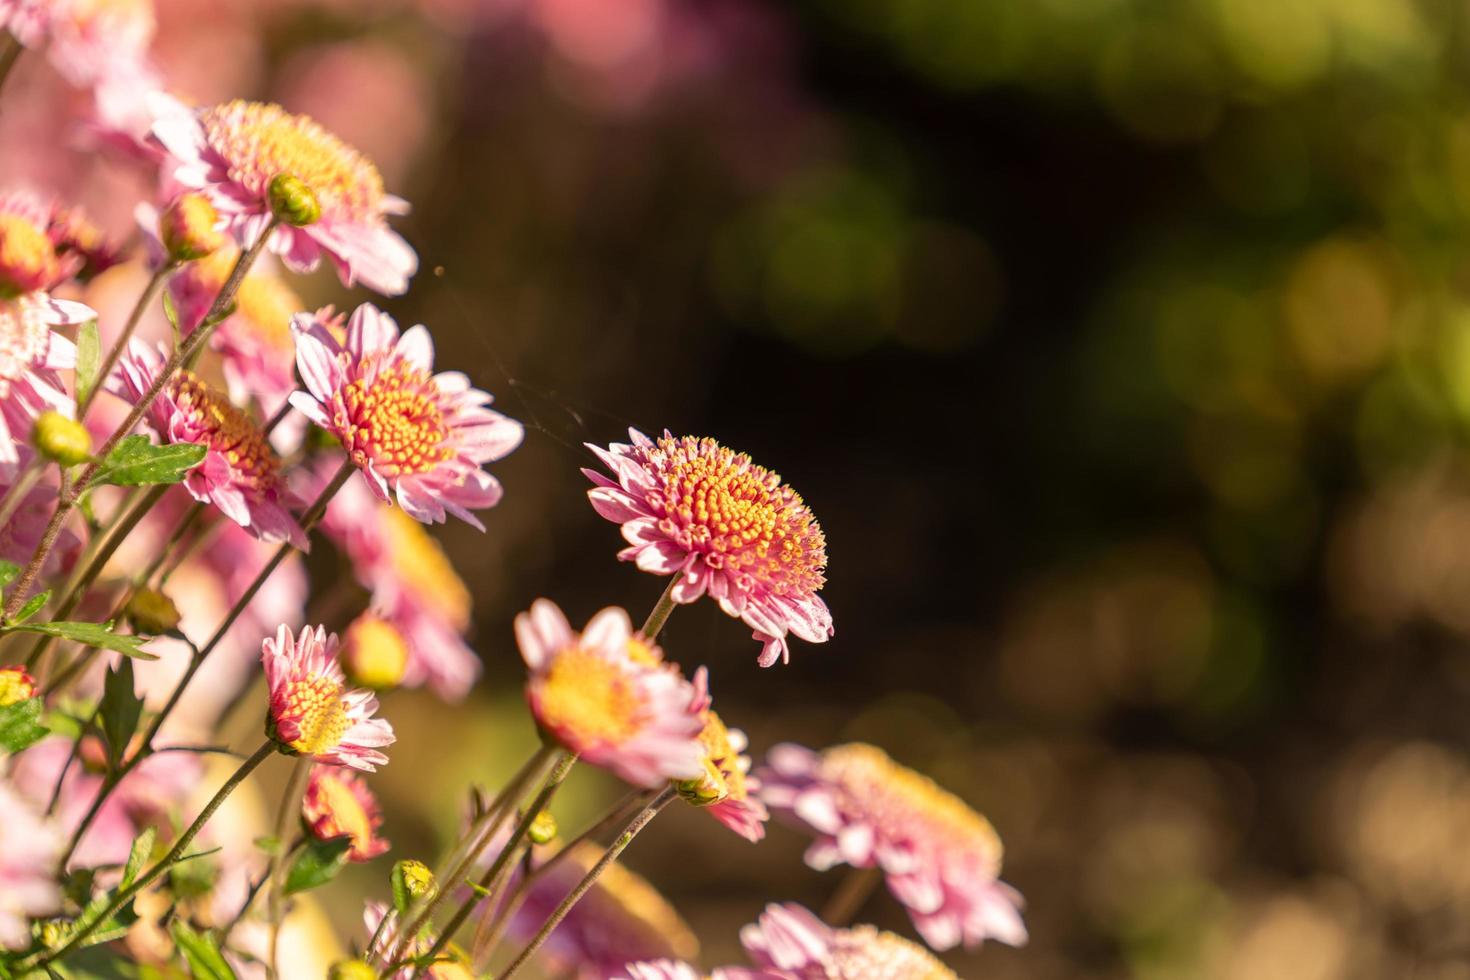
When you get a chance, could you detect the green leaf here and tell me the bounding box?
[0,697,49,754]
[120,827,156,889]
[4,621,159,661]
[0,560,19,590]
[10,589,50,625]
[161,290,180,341]
[252,835,281,856]
[200,301,237,330]
[90,436,206,488]
[100,658,143,769]
[283,835,353,895]
[74,320,101,409]
[170,921,237,980]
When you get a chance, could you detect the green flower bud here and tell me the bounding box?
[31,410,91,466]
[126,588,182,635]
[327,960,378,980]
[528,809,558,845]
[391,859,436,913]
[268,173,321,227]
[160,192,227,262]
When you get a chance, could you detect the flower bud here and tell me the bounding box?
[674,757,729,807]
[126,588,182,635]
[391,859,435,913]
[528,809,558,845]
[0,665,36,707]
[160,193,226,262]
[268,174,321,227]
[31,410,91,466]
[341,614,409,691]
[327,960,377,980]
[0,212,59,298]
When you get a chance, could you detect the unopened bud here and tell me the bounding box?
[674,758,729,808]
[31,410,91,466]
[391,859,435,913]
[36,918,71,948]
[341,614,408,691]
[160,193,226,262]
[528,810,558,845]
[0,211,59,298]
[126,588,181,635]
[328,960,377,980]
[0,665,36,706]
[268,174,320,227]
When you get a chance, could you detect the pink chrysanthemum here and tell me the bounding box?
[586,429,833,667]
[759,743,1026,952]
[108,341,306,548]
[0,293,90,477]
[674,667,768,843]
[0,781,64,949]
[516,599,705,788]
[291,303,523,530]
[0,190,61,297]
[151,98,418,295]
[740,903,958,980]
[301,765,390,862]
[262,624,395,772]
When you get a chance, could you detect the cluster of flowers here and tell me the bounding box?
[0,3,1025,977]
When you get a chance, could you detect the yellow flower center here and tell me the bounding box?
[314,770,375,851]
[169,371,283,492]
[0,667,35,707]
[538,648,644,746]
[0,214,57,297]
[383,509,471,628]
[830,926,958,979]
[281,676,351,756]
[343,614,409,690]
[339,361,454,477]
[202,101,385,221]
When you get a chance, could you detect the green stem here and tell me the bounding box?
[640,577,680,640]
[267,760,310,979]
[23,740,274,971]
[498,787,676,980]
[79,261,176,420]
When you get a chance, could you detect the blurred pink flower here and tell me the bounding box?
[152,98,418,295]
[301,764,389,862]
[263,623,395,771]
[740,903,958,979]
[615,963,778,980]
[0,780,63,949]
[758,743,1026,952]
[291,303,523,530]
[586,429,832,667]
[516,598,704,788]
[0,456,81,574]
[0,293,90,476]
[108,341,306,547]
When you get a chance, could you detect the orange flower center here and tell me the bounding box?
[169,371,283,492]
[281,675,351,755]
[0,214,58,298]
[339,362,454,477]
[538,649,644,746]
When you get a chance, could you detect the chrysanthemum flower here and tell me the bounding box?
[759,743,1026,951]
[109,341,306,548]
[586,429,832,667]
[0,664,35,705]
[301,765,390,862]
[740,903,957,980]
[48,204,122,282]
[516,599,705,787]
[0,190,60,297]
[0,781,63,949]
[291,303,523,530]
[151,98,417,295]
[674,668,767,843]
[263,624,395,772]
[509,840,700,979]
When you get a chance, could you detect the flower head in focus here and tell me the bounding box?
[586,429,832,667]
[0,781,63,949]
[151,98,418,295]
[263,624,395,772]
[291,303,523,530]
[516,599,705,788]
[759,743,1026,951]
[108,341,306,548]
[302,765,390,862]
[674,668,767,843]
[740,903,957,980]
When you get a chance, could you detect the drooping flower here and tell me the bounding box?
[516,599,705,788]
[740,903,958,980]
[759,743,1026,952]
[0,293,90,476]
[151,98,418,295]
[674,668,767,843]
[301,765,390,862]
[263,624,395,772]
[108,341,306,548]
[586,429,832,667]
[508,840,700,979]
[0,781,64,949]
[291,303,523,530]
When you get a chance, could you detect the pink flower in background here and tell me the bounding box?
[291,303,523,530]
[0,294,91,475]
[0,189,61,295]
[586,430,832,667]
[615,962,779,980]
[108,341,306,547]
[45,0,158,92]
[517,599,704,788]
[0,458,81,574]
[151,98,418,295]
[263,623,395,771]
[0,780,63,949]
[740,903,958,980]
[301,765,389,862]
[675,667,767,843]
[0,0,51,47]
[759,743,1026,952]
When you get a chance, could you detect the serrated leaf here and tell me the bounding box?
[90,436,206,488]
[75,320,101,409]
[283,835,353,895]
[0,560,19,590]
[100,658,143,769]
[4,621,159,660]
[121,827,156,889]
[10,589,50,625]
[0,697,49,754]
[171,921,237,980]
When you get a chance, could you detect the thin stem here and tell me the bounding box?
[2,220,277,620]
[498,787,677,980]
[267,760,310,979]
[820,865,881,927]
[405,753,578,978]
[23,740,274,971]
[0,31,21,98]
[79,262,176,419]
[640,577,680,640]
